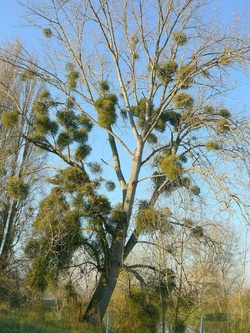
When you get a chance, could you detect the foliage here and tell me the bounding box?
[99,81,110,93]
[172,92,194,109]
[218,108,231,118]
[43,28,52,38]
[216,119,230,133]
[160,154,183,180]
[118,287,160,333]
[173,318,187,333]
[135,203,170,233]
[190,185,201,196]
[19,68,38,81]
[94,94,118,128]
[206,140,220,150]
[25,188,84,291]
[1,109,19,129]
[172,31,188,46]
[177,65,196,87]
[6,176,29,201]
[156,60,178,83]
[0,274,25,308]
[67,70,80,90]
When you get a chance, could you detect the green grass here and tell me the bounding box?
[0,308,102,333]
[0,317,62,333]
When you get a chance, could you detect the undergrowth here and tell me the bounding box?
[0,307,102,333]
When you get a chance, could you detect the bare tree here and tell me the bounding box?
[1,0,250,326]
[0,41,44,273]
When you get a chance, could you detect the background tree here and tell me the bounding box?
[1,0,250,327]
[0,41,44,274]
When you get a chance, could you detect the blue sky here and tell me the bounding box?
[1,0,250,177]
[1,0,249,167]
[1,1,250,72]
[1,1,250,40]
[2,0,249,122]
[1,0,249,105]
[0,0,35,42]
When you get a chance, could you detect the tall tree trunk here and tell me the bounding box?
[82,261,120,325]
[0,200,17,272]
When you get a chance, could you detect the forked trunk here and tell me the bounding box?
[82,146,143,326]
